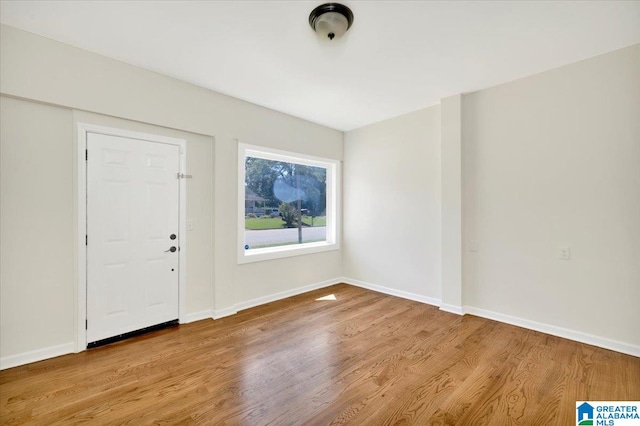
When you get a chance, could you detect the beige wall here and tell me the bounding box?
[343,106,442,301]
[463,44,640,347]
[2,21,638,364]
[440,95,463,312]
[0,97,75,358]
[0,24,343,363]
[0,103,215,361]
[343,43,639,355]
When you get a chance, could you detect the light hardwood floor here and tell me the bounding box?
[1,284,639,425]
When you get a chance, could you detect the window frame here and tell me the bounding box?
[238,143,340,264]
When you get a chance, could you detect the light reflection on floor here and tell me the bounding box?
[238,323,338,417]
[237,293,342,416]
[315,294,337,301]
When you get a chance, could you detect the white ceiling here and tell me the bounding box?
[1,1,639,131]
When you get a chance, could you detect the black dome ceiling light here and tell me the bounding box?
[309,3,354,41]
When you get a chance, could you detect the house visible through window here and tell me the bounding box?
[238,144,340,263]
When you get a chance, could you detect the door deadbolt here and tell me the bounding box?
[170,234,177,240]
[165,246,177,253]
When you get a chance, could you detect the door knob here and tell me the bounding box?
[165,246,177,253]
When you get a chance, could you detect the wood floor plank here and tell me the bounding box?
[1,284,638,425]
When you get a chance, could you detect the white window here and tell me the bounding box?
[238,143,340,263]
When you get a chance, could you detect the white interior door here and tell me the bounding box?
[87,132,180,344]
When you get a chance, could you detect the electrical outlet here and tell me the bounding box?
[558,246,570,260]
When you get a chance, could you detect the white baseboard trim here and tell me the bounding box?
[464,306,640,358]
[182,309,214,324]
[439,304,464,315]
[212,307,238,320]
[340,277,638,357]
[0,342,75,370]
[234,278,342,313]
[341,277,441,307]
[5,283,635,371]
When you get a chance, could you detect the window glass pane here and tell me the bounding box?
[244,156,327,250]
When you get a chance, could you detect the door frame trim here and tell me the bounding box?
[76,123,187,352]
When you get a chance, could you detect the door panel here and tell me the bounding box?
[87,132,180,344]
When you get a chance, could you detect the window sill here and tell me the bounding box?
[237,240,339,264]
